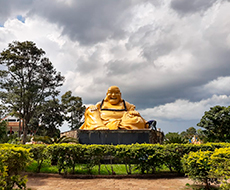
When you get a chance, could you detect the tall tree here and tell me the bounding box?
[29,98,64,137]
[61,91,85,130]
[197,105,230,142]
[0,41,64,143]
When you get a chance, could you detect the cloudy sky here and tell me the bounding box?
[1,0,230,134]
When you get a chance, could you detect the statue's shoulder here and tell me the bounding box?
[86,101,101,111]
[95,101,101,108]
[124,100,136,110]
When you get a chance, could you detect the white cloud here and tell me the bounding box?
[140,95,230,121]
[1,0,230,133]
[203,77,230,94]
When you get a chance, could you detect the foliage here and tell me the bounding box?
[6,133,22,144]
[115,144,135,174]
[0,120,7,143]
[0,146,31,189]
[182,147,230,190]
[210,148,230,189]
[182,150,218,189]
[83,145,105,174]
[61,91,86,130]
[33,135,78,144]
[0,131,23,144]
[0,41,64,144]
[2,142,230,186]
[0,153,7,189]
[165,132,179,140]
[163,144,186,173]
[180,127,197,141]
[29,98,64,137]
[164,132,187,144]
[29,144,49,173]
[47,144,85,174]
[131,144,164,174]
[197,105,230,142]
[43,143,230,176]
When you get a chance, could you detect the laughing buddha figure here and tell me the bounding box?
[79,86,149,130]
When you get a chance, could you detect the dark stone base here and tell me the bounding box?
[77,129,164,145]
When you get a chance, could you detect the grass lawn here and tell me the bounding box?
[26,161,169,175]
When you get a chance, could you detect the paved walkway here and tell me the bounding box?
[27,175,193,190]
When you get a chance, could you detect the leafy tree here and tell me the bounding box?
[0,41,64,143]
[0,120,7,142]
[0,104,7,119]
[197,105,230,142]
[180,127,197,142]
[61,91,86,130]
[186,127,196,136]
[196,128,207,142]
[29,98,64,137]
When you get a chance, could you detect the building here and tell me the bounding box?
[1,115,22,134]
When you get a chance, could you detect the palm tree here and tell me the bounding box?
[33,135,78,144]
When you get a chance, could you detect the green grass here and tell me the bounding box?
[26,160,171,175]
[26,161,59,173]
[26,161,143,175]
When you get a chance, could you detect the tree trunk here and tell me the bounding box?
[22,122,28,144]
[18,119,21,138]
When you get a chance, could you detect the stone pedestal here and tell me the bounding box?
[77,129,164,145]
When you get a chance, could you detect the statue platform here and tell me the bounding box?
[76,129,164,145]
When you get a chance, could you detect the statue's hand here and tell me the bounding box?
[128,110,140,116]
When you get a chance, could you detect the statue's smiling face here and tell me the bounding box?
[106,86,122,105]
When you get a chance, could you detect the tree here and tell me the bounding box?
[180,127,197,142]
[0,41,64,143]
[0,120,7,142]
[61,91,85,130]
[29,98,64,137]
[0,105,6,119]
[197,105,230,142]
[196,128,207,142]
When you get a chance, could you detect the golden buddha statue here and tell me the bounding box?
[80,86,149,130]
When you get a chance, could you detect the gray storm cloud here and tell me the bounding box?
[0,0,230,133]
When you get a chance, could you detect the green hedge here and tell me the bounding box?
[30,143,230,175]
[210,147,230,189]
[182,147,230,189]
[1,142,230,188]
[0,145,31,189]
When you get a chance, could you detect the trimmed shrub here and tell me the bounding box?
[210,147,230,189]
[182,150,218,189]
[0,146,31,189]
[1,142,230,179]
[0,154,7,189]
[29,144,49,173]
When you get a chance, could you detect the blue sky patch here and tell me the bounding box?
[17,15,25,23]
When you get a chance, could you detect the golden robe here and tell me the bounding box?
[80,100,147,130]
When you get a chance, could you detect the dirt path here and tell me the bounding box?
[26,175,193,190]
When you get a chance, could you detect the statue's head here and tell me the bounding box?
[105,86,122,105]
